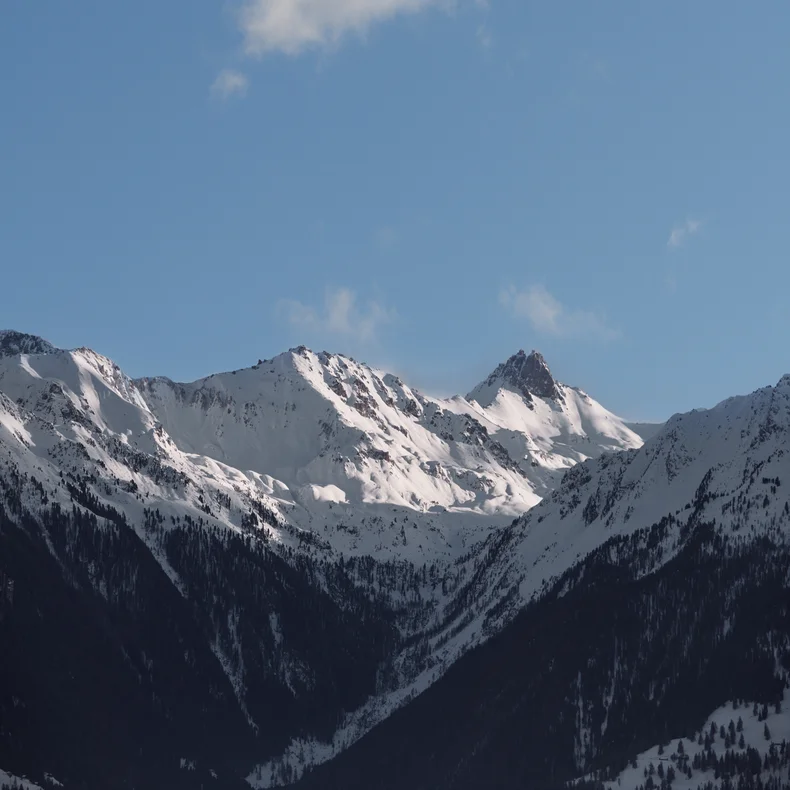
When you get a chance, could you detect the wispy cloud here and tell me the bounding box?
[278,287,396,343]
[476,24,493,50]
[667,218,702,249]
[216,1,488,93]
[210,69,249,100]
[239,0,443,56]
[499,285,619,341]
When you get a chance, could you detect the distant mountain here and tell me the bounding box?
[0,333,646,789]
[5,331,787,790]
[468,348,565,404]
[466,349,643,488]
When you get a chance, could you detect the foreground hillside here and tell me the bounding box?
[291,374,790,789]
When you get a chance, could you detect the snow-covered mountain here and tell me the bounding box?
[0,332,642,564]
[0,330,645,789]
[137,346,641,535]
[291,374,790,790]
[459,370,790,609]
[466,349,642,486]
[3,327,787,790]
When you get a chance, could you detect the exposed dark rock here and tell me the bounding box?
[0,330,58,357]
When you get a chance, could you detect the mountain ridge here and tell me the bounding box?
[0,330,650,788]
[2,328,788,790]
[0,330,645,556]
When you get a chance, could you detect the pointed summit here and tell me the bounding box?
[0,330,58,358]
[495,349,564,402]
[467,349,564,407]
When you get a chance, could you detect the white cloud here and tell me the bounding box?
[210,69,249,99]
[279,287,396,343]
[238,0,460,56]
[499,285,619,341]
[667,218,702,249]
[476,24,493,49]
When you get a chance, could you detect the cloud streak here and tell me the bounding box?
[279,287,396,343]
[667,218,702,249]
[210,69,249,99]
[499,285,619,341]
[239,0,443,56]
[476,24,493,50]
[217,1,488,92]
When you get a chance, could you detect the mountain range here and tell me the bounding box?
[0,329,787,790]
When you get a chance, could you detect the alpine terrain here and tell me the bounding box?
[0,329,787,790]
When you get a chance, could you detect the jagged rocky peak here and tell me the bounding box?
[482,349,564,403]
[0,329,58,357]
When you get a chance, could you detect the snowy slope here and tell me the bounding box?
[0,340,307,580]
[467,350,642,487]
[247,377,790,786]
[596,689,790,790]
[0,336,642,560]
[2,332,789,790]
[0,333,651,607]
[135,346,533,561]
[134,346,643,561]
[0,767,45,789]
[276,373,790,790]
[453,372,790,626]
[331,371,790,781]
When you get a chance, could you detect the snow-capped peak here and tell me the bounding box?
[0,330,58,357]
[0,331,648,564]
[468,349,563,407]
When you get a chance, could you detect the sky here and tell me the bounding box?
[2,2,789,422]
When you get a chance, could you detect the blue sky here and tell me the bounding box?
[2,2,789,421]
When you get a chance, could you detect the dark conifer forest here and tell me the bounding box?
[3,478,788,790]
[293,523,790,790]
[0,483,398,790]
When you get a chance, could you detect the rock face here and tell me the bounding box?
[471,349,564,405]
[0,330,57,357]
